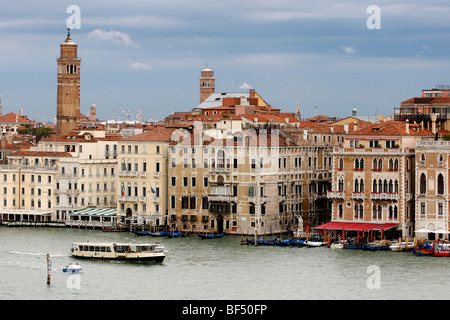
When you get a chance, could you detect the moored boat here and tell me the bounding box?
[197,233,225,239]
[389,241,415,252]
[434,241,450,257]
[365,240,391,251]
[305,240,325,247]
[414,241,434,256]
[71,242,165,262]
[330,240,347,249]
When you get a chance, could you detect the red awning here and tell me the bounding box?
[371,223,399,231]
[314,221,397,231]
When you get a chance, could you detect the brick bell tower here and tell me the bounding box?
[199,65,215,104]
[56,29,81,135]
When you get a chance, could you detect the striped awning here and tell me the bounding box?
[69,208,117,216]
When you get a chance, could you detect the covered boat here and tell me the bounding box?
[71,242,165,262]
[197,233,225,239]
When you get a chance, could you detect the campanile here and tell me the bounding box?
[56,29,81,135]
[199,65,215,104]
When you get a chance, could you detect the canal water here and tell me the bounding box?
[1,226,450,300]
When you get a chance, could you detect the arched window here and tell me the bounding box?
[360,179,364,192]
[338,204,343,218]
[338,178,344,192]
[388,179,393,193]
[360,158,364,169]
[359,204,364,219]
[383,179,388,193]
[378,179,382,193]
[355,158,359,169]
[339,158,344,169]
[438,173,444,195]
[373,179,377,193]
[393,206,398,220]
[354,205,359,219]
[190,196,196,209]
[373,158,378,170]
[394,158,399,170]
[378,158,383,170]
[394,180,399,193]
[389,158,393,170]
[378,205,382,220]
[127,183,132,197]
[420,173,427,194]
[171,195,176,209]
[438,154,444,167]
[354,179,359,192]
[389,205,393,220]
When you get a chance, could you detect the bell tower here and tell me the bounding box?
[56,29,81,135]
[200,65,215,104]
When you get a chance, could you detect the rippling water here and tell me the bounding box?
[1,227,450,300]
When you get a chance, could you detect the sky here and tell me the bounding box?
[1,0,450,123]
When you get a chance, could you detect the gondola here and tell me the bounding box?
[197,233,225,239]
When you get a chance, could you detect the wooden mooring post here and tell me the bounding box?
[46,254,51,285]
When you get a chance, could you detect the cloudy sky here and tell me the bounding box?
[1,0,450,122]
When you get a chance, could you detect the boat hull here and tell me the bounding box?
[72,252,165,262]
[198,233,225,239]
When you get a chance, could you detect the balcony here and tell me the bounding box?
[351,192,364,200]
[370,192,398,201]
[327,191,345,199]
[119,171,138,177]
[139,196,147,202]
[152,197,160,203]
[208,194,237,203]
[153,172,160,178]
[118,196,138,202]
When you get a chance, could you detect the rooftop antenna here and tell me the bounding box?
[314,105,317,116]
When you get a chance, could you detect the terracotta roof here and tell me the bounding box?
[121,126,176,142]
[0,112,34,124]
[10,151,72,157]
[345,120,449,136]
[401,97,450,104]
[241,113,299,123]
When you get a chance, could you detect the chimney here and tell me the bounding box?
[249,89,255,98]
[405,119,410,134]
[378,114,384,122]
[431,114,437,134]
[354,121,358,132]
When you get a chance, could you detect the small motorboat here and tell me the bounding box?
[365,240,391,251]
[389,241,415,252]
[434,242,450,257]
[414,241,434,256]
[63,263,81,273]
[330,240,347,249]
[305,240,325,247]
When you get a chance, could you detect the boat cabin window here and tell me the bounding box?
[78,245,111,252]
[114,245,129,253]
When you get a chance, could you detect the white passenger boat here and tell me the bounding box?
[71,242,165,262]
